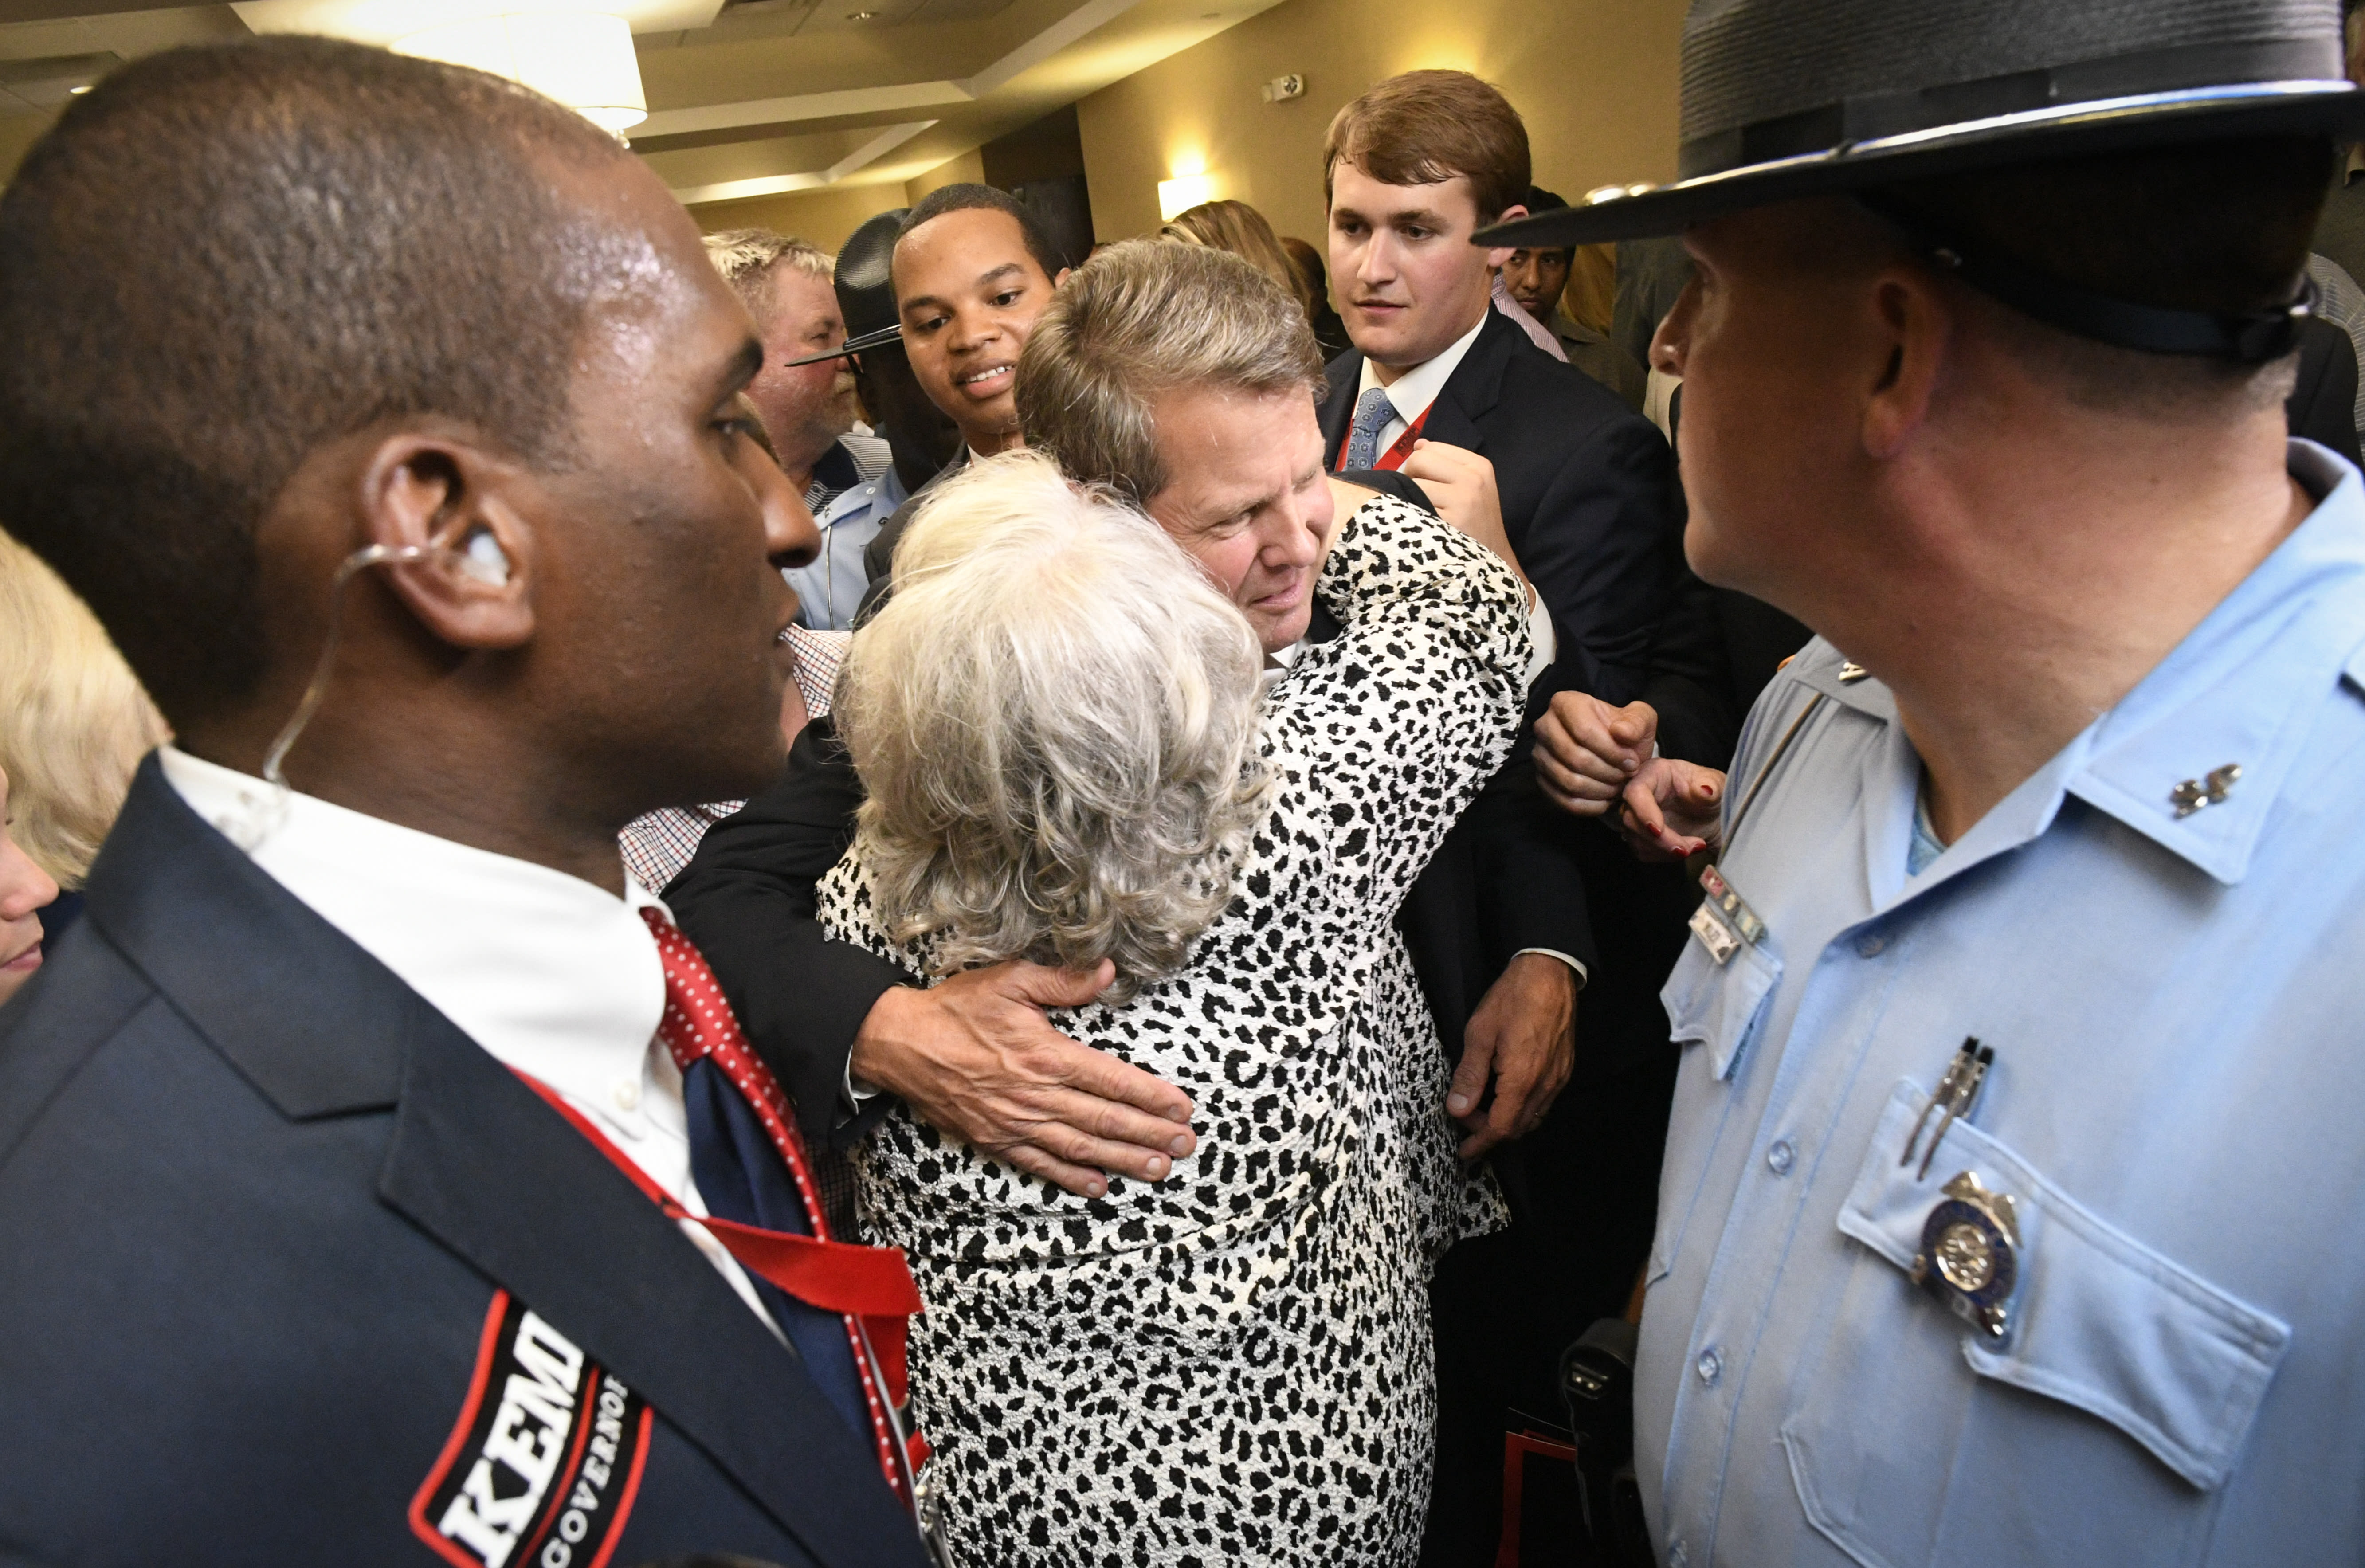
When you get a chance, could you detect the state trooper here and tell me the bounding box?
[1489,1,2365,1563]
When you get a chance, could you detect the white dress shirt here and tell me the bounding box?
[159,746,782,1338]
[1353,310,1491,459]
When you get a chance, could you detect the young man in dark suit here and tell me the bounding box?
[0,39,929,1567]
[1315,68,1684,1564]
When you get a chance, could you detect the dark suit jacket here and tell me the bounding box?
[1319,306,1677,705]
[1641,570,1813,771]
[0,760,925,1568]
[671,470,1599,1145]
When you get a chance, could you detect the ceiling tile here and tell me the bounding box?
[790,0,926,35]
[0,6,242,67]
[908,0,1019,19]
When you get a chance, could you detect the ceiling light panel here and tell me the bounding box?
[231,0,725,41]
[394,13,647,130]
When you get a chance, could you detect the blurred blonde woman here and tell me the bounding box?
[0,530,165,888]
[1159,198,1317,320]
[0,529,163,997]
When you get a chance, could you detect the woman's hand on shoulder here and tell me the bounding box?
[1397,440,1523,584]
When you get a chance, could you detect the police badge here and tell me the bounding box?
[1910,1171,2022,1341]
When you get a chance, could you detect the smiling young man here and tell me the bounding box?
[0,38,926,1567]
[850,183,1071,592]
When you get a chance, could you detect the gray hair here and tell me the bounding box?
[1015,239,1325,505]
[702,227,834,320]
[835,450,1274,1003]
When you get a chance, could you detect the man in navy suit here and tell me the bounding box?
[0,38,928,1568]
[1315,69,1683,1564]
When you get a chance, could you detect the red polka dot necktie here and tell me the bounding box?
[640,907,920,1503]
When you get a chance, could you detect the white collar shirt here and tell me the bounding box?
[1353,309,1490,460]
[158,746,782,1338]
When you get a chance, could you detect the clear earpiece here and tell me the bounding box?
[234,537,500,845]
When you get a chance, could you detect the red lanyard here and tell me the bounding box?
[1336,401,1432,473]
[511,1071,926,1493]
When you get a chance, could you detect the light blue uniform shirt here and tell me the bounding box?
[786,461,906,631]
[1641,441,2365,1568]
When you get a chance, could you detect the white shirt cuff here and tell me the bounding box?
[842,1059,880,1109]
[1515,946,1589,991]
[1524,588,1557,687]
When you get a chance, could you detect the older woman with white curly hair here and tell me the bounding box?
[840,461,1271,1003]
[819,443,1536,1567]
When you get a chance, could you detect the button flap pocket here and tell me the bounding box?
[1661,926,1781,1081]
[1837,1083,2290,1490]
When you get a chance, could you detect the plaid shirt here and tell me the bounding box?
[619,627,849,895]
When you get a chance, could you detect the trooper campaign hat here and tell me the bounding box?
[1479,0,2365,360]
[780,207,906,367]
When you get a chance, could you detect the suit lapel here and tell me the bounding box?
[1420,306,1521,455]
[1318,346,1363,468]
[379,1020,914,1565]
[83,760,404,1119]
[90,760,913,1566]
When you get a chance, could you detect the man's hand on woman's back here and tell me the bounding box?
[850,960,1200,1199]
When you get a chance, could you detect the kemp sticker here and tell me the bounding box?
[412,1293,655,1568]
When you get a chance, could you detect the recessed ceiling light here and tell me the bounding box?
[67,83,91,94]
[846,8,877,17]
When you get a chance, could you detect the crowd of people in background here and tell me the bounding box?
[5,0,2365,1564]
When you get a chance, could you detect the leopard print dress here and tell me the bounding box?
[817,495,1533,1567]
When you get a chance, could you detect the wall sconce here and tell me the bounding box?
[1158,172,1216,222]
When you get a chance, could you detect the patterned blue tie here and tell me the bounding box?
[1342,385,1398,472]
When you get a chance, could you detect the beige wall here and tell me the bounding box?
[904,148,987,204]
[690,183,906,253]
[1075,0,1685,253]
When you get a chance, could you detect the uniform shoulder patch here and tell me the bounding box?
[410,1292,654,1568]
